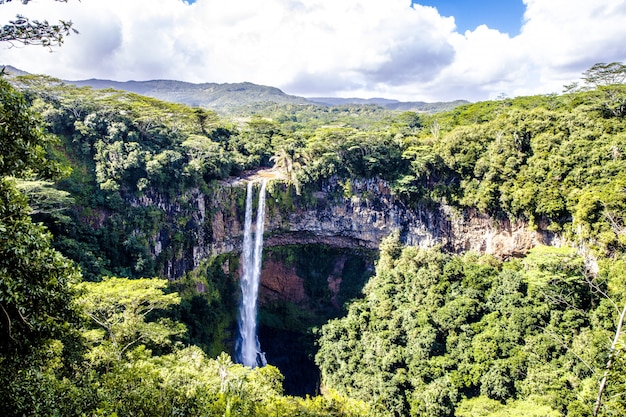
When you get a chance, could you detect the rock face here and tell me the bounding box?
[206,177,559,257]
[128,187,212,279]
[258,258,307,305]
[138,177,560,279]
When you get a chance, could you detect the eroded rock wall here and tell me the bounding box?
[206,177,558,258]
[138,177,560,279]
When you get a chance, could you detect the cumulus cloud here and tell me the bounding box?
[0,0,625,101]
[519,0,626,85]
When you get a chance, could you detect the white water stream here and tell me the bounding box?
[237,179,268,368]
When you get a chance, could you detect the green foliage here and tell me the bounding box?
[170,255,238,356]
[15,179,73,223]
[182,133,232,180]
[300,127,406,183]
[76,277,186,363]
[2,264,369,416]
[0,77,65,179]
[2,217,368,416]
[317,239,619,416]
[3,65,626,417]
[0,79,80,359]
[0,74,83,417]
[0,179,81,354]
[456,395,561,417]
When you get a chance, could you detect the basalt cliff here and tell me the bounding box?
[130,175,561,281]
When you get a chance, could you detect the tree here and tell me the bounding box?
[240,116,283,165]
[590,259,626,416]
[0,78,83,416]
[0,0,77,47]
[270,146,306,192]
[582,62,626,87]
[76,277,186,363]
[594,302,626,416]
[94,140,146,191]
[181,134,231,180]
[580,62,626,118]
[15,179,73,220]
[0,179,81,354]
[0,78,78,354]
[0,78,65,178]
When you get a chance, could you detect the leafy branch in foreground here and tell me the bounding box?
[0,0,77,48]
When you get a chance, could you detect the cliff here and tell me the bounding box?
[132,176,561,280]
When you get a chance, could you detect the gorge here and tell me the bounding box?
[124,173,564,395]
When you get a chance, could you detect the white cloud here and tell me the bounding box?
[0,0,625,102]
[519,0,626,87]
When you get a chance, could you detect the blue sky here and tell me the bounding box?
[1,0,625,102]
[415,0,525,36]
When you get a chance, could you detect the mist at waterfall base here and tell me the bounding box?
[236,180,268,368]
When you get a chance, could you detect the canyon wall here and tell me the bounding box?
[132,177,561,280]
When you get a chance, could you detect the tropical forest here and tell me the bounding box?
[1,57,626,417]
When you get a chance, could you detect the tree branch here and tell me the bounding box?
[1,1,77,48]
[0,302,12,340]
[594,302,626,417]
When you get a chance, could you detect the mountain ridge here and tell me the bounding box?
[308,96,470,111]
[1,65,468,113]
[68,78,311,109]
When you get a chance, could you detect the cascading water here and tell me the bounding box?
[237,179,268,368]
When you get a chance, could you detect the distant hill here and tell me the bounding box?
[2,65,468,113]
[308,97,470,112]
[308,97,401,106]
[1,65,29,77]
[69,78,311,110]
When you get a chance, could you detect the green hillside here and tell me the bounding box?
[70,78,311,110]
[3,66,466,114]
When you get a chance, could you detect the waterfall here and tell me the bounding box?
[237,179,268,368]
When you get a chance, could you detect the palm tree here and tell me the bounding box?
[270,147,293,181]
[270,147,308,194]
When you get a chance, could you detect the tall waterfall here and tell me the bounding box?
[237,179,268,368]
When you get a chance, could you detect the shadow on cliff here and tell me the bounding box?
[255,244,375,396]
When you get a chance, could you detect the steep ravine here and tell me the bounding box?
[128,175,563,396]
[255,245,376,396]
